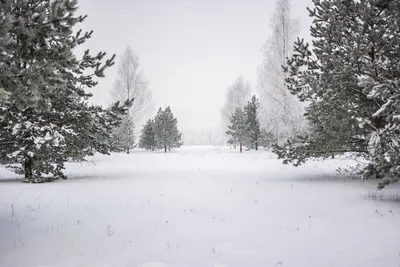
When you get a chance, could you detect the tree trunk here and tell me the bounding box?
[240,143,242,153]
[164,145,167,153]
[126,147,130,154]
[255,141,258,151]
[55,162,67,180]
[24,156,33,181]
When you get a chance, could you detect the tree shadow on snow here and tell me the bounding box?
[283,173,360,183]
[0,177,24,184]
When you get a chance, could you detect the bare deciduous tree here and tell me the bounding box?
[257,0,306,143]
[111,46,153,153]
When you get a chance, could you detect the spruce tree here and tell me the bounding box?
[154,107,182,152]
[244,95,261,150]
[0,0,130,182]
[139,119,156,151]
[226,107,247,153]
[273,0,400,188]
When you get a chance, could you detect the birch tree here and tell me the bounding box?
[111,46,152,153]
[258,0,306,143]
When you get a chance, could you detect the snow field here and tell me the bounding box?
[1,147,399,267]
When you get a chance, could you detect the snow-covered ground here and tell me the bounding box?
[1,146,399,267]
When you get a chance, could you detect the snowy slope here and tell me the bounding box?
[0,147,399,267]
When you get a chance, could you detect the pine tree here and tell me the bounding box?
[154,107,182,153]
[273,0,400,188]
[139,119,156,151]
[244,95,261,150]
[226,107,247,153]
[0,0,130,182]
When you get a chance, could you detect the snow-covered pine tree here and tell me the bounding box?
[0,0,130,182]
[226,107,247,153]
[154,107,182,153]
[139,119,157,151]
[244,95,261,150]
[273,0,400,188]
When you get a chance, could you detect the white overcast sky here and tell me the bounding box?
[78,0,312,132]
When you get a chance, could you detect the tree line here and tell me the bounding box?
[1,0,399,189]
